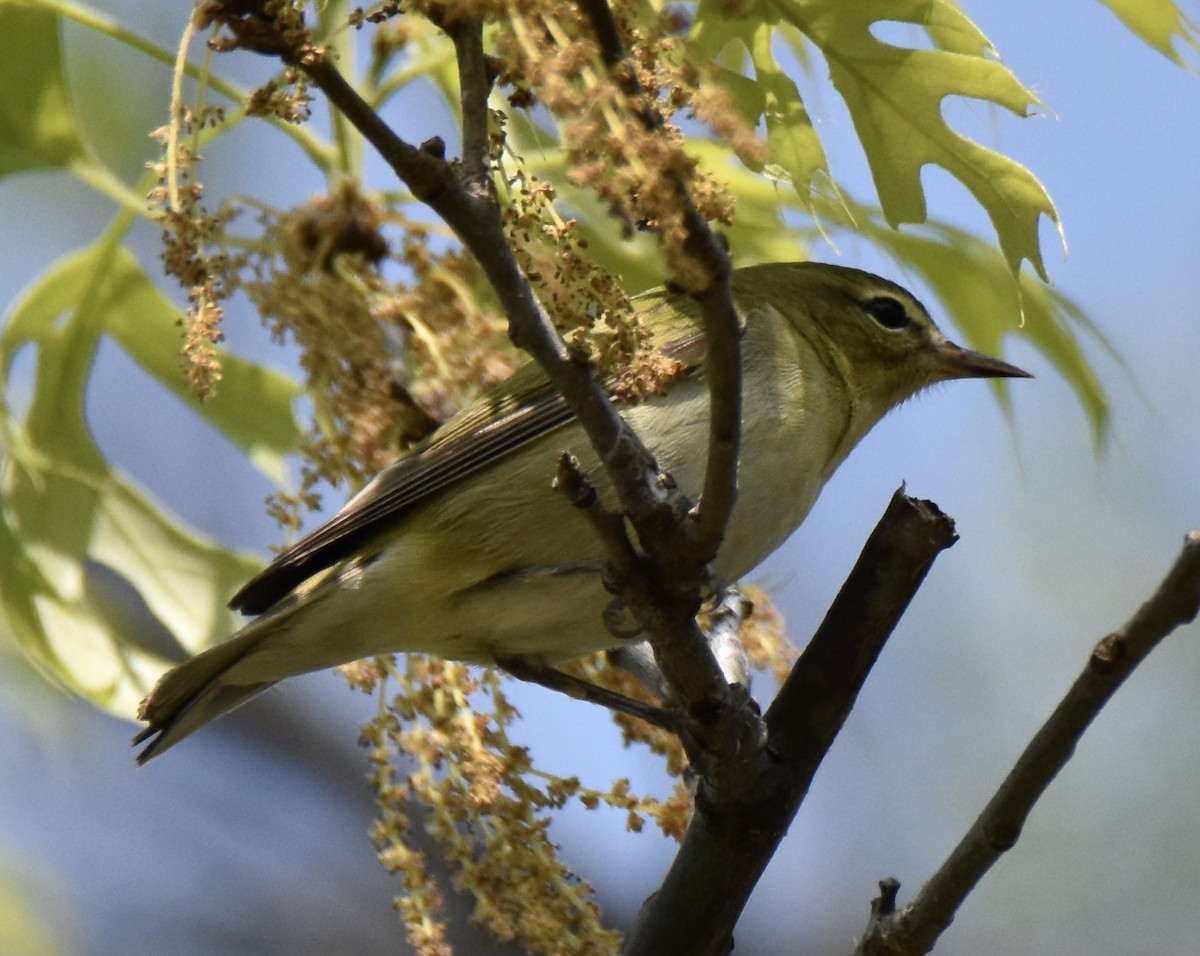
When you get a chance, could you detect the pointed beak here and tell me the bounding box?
[933,340,1032,380]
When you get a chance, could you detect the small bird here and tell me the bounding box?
[135,262,1029,762]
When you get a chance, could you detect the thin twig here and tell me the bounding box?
[574,0,739,564]
[290,44,658,495]
[441,15,492,195]
[858,531,1200,956]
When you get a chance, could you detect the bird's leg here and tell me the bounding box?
[495,654,681,733]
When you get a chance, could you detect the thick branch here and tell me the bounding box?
[765,491,959,777]
[858,530,1200,956]
[622,489,958,956]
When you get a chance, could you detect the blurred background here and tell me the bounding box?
[2,1,1198,953]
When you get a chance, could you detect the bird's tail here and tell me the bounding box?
[134,619,278,765]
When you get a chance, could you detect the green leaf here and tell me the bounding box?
[3,242,303,480]
[0,455,261,716]
[750,26,829,208]
[0,236,302,718]
[688,1,1059,275]
[0,3,87,177]
[776,0,1058,278]
[685,141,823,265]
[708,64,766,145]
[1096,0,1200,66]
[691,0,832,210]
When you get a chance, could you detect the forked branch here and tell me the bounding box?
[623,489,959,956]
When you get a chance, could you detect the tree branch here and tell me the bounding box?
[622,489,959,956]
[858,530,1200,956]
[193,3,666,501]
[496,654,678,732]
[211,2,748,765]
[764,491,960,779]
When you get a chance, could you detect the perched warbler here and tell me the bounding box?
[135,262,1029,762]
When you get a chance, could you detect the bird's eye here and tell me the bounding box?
[862,296,910,331]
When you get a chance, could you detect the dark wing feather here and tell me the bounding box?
[228,377,576,614]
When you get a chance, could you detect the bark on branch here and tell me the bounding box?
[623,489,959,956]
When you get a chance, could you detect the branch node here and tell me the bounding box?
[419,135,446,158]
[872,878,901,918]
[603,599,644,640]
[1091,632,1123,668]
[553,452,598,509]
